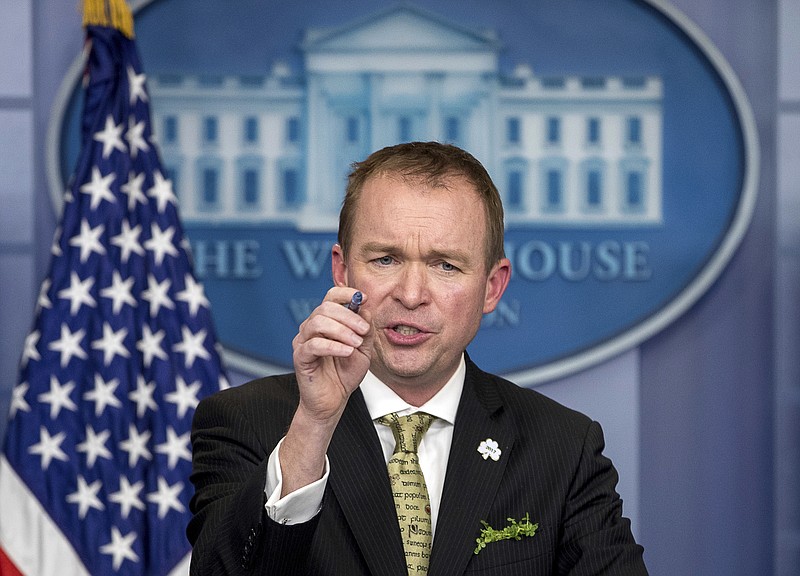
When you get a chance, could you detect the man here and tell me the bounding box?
[187,142,648,575]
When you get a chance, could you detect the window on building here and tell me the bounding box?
[163,116,178,145]
[203,116,218,144]
[198,75,224,87]
[541,77,565,88]
[243,168,259,207]
[507,117,521,145]
[622,77,647,88]
[286,117,300,143]
[508,170,524,211]
[581,77,606,89]
[399,116,412,142]
[244,117,258,144]
[240,76,264,88]
[546,117,561,145]
[283,168,300,207]
[445,116,460,143]
[202,167,219,207]
[627,116,642,146]
[626,171,644,211]
[587,117,601,145]
[587,170,602,207]
[545,169,563,210]
[157,74,182,86]
[346,117,359,144]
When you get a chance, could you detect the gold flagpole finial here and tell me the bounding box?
[82,0,134,38]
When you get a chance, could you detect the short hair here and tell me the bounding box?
[338,141,505,271]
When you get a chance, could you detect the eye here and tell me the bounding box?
[439,261,458,272]
[375,255,394,266]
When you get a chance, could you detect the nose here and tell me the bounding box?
[393,263,429,309]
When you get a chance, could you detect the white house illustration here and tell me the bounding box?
[149,4,663,229]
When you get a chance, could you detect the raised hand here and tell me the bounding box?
[280,287,373,495]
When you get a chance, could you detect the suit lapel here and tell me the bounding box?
[328,389,407,575]
[428,360,515,576]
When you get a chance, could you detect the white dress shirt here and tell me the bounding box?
[264,355,466,539]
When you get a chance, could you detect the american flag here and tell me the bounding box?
[0,4,227,575]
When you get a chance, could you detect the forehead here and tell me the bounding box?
[351,173,487,246]
[359,171,479,206]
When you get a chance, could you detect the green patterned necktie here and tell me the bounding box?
[378,412,436,575]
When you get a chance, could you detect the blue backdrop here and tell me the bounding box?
[0,1,787,574]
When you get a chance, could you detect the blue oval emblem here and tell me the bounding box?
[50,0,757,385]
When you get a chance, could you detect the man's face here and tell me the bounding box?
[332,173,511,401]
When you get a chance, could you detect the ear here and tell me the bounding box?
[482,258,512,314]
[331,243,349,287]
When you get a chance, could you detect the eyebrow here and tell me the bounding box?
[358,241,474,266]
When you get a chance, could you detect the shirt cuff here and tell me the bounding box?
[264,437,329,525]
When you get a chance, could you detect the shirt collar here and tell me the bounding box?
[360,354,465,426]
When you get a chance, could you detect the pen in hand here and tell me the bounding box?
[345,291,362,314]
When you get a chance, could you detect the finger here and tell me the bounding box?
[296,310,366,347]
[293,336,359,368]
[304,300,371,338]
[322,287,369,315]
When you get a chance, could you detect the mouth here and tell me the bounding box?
[392,324,421,336]
[384,322,430,345]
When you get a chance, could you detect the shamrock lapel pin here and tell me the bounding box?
[477,438,501,461]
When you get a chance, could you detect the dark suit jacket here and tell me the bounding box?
[187,356,647,575]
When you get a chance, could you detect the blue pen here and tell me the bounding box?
[345,291,362,313]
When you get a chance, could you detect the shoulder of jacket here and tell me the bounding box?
[484,370,595,436]
[198,372,300,412]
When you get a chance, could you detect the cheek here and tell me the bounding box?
[442,283,485,313]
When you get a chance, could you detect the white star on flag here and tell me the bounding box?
[127,66,148,104]
[47,323,88,367]
[155,427,192,470]
[37,376,78,419]
[173,326,211,368]
[109,476,146,519]
[21,329,41,367]
[126,116,149,158]
[75,425,113,468]
[147,172,178,212]
[144,222,179,266]
[83,374,123,416]
[141,274,174,317]
[80,166,117,210]
[176,274,210,317]
[166,376,201,419]
[37,278,53,310]
[136,324,169,368]
[69,219,106,263]
[100,270,137,314]
[119,424,152,467]
[120,171,148,211]
[10,382,31,418]
[93,114,127,159]
[66,476,105,519]
[110,218,145,263]
[146,477,186,519]
[57,271,97,316]
[147,171,178,213]
[28,427,69,470]
[90,322,130,366]
[99,527,140,571]
[50,225,63,256]
[128,376,158,418]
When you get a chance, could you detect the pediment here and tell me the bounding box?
[302,4,500,53]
